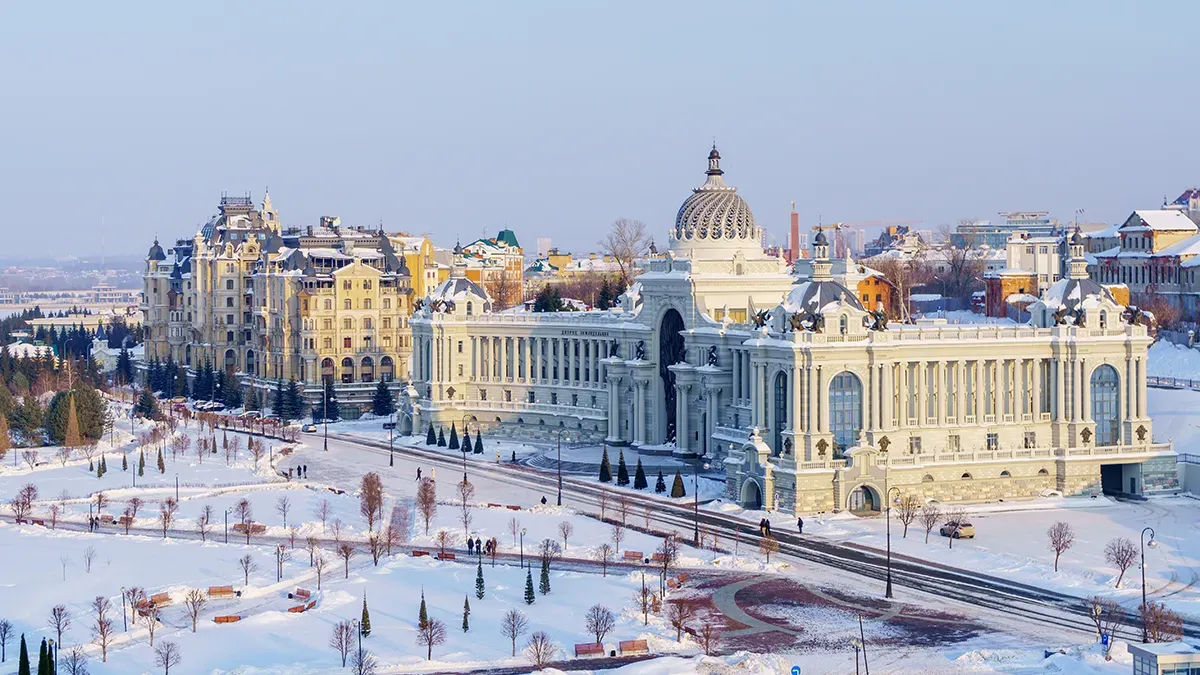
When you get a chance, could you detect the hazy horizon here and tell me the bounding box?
[2,1,1197,258]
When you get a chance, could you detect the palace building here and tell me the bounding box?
[409,147,1177,513]
[142,194,415,411]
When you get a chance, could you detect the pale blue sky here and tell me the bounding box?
[1,1,1196,257]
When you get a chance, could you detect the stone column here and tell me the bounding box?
[607,375,622,440]
[881,363,893,430]
[676,382,690,451]
[973,361,985,422]
[785,368,795,434]
[1137,357,1147,419]
[633,379,647,445]
[1031,358,1042,418]
[818,366,829,434]
[1126,357,1135,420]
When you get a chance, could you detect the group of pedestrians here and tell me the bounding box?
[87,516,101,532]
[416,467,436,481]
[757,517,804,536]
[287,465,308,480]
[465,536,487,555]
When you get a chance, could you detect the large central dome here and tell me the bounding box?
[672,146,758,245]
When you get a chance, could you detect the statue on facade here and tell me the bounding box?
[609,340,620,358]
[707,345,719,366]
[752,309,770,328]
[787,312,805,332]
[868,308,889,331]
[1123,305,1145,326]
[1052,307,1070,326]
[634,340,646,360]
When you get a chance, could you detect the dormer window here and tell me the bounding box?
[839,315,848,335]
[1099,311,1107,329]
[466,301,473,316]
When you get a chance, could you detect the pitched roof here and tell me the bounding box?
[1119,209,1198,233]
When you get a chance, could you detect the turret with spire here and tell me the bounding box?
[1067,226,1089,280]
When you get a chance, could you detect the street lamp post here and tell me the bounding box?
[1141,526,1157,642]
[520,527,527,568]
[886,486,901,599]
[352,618,362,667]
[693,461,710,546]
[224,507,231,544]
[175,473,179,502]
[120,586,127,631]
[461,414,476,483]
[389,410,395,467]
[553,429,570,506]
[49,638,56,672]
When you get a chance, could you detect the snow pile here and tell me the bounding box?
[1147,340,1200,379]
[602,651,791,674]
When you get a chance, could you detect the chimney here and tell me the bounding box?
[788,201,799,263]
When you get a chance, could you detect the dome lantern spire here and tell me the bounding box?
[706,143,723,177]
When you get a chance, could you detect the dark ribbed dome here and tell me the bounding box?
[783,280,864,314]
[147,239,166,261]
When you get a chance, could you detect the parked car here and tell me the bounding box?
[939,521,976,539]
[240,410,262,419]
[301,424,318,433]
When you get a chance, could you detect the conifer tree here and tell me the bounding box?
[0,414,10,464]
[437,427,446,447]
[273,379,285,418]
[462,595,471,632]
[17,634,29,675]
[360,594,371,637]
[36,638,47,675]
[633,458,647,489]
[157,447,166,473]
[539,559,551,595]
[475,560,486,600]
[670,469,686,498]
[524,569,536,605]
[371,379,394,417]
[245,387,261,412]
[598,446,612,483]
[655,470,666,493]
[138,449,145,476]
[122,453,128,471]
[616,449,629,486]
[284,379,304,420]
[418,590,429,630]
[448,423,459,450]
[64,393,82,452]
[426,423,437,445]
[474,432,484,454]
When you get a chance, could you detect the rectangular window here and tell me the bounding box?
[528,391,536,403]
[458,341,463,353]
[908,436,921,453]
[383,318,391,329]
[480,389,487,401]
[505,390,512,402]
[571,393,578,407]
[551,392,558,405]
[986,433,999,451]
[226,314,234,325]
[344,337,351,348]
[323,338,332,349]
[323,319,333,330]
[1024,431,1036,448]
[948,434,960,451]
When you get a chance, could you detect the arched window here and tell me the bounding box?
[773,371,788,455]
[466,301,473,316]
[922,474,934,483]
[321,358,334,384]
[1099,310,1107,329]
[1000,470,1012,478]
[341,357,355,383]
[380,356,394,382]
[360,357,375,383]
[829,371,863,456]
[1091,364,1121,446]
[961,472,973,480]
[839,315,848,335]
[1038,468,1049,476]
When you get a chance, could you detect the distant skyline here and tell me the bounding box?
[2,1,1197,257]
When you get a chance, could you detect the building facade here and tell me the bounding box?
[408,148,1176,513]
[142,194,414,412]
[1090,209,1200,317]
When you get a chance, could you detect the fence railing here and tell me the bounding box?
[1148,375,1200,391]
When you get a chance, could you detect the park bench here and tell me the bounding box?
[32,519,45,527]
[677,572,690,583]
[287,604,307,613]
[574,643,605,658]
[437,552,456,561]
[619,639,649,656]
[150,592,171,607]
[213,615,241,624]
[411,550,429,557]
[232,523,247,533]
[305,600,317,611]
[99,515,115,524]
[487,503,503,508]
[623,551,643,561]
[118,515,133,526]
[506,505,521,511]
[291,588,312,601]
[667,579,680,590]
[14,518,26,524]
[651,552,665,562]
[208,586,236,599]
[250,524,267,534]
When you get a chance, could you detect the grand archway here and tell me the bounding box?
[740,479,763,510]
[848,485,880,514]
[659,308,685,443]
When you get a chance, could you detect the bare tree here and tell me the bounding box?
[91,595,114,662]
[158,497,178,538]
[389,503,411,548]
[195,513,211,542]
[62,645,88,675]
[508,517,521,547]
[594,543,614,576]
[128,496,145,519]
[49,604,71,645]
[436,529,457,557]
[558,521,574,551]
[1047,521,1075,572]
[526,631,558,669]
[153,640,182,674]
[759,535,779,563]
[367,532,384,566]
[0,618,10,664]
[83,545,98,573]
[943,506,967,549]
[1141,601,1184,643]
[331,518,344,544]
[48,502,61,529]
[919,503,941,543]
[1087,595,1126,658]
[416,614,447,660]
[276,495,291,529]
[351,647,379,675]
[865,254,931,322]
[584,604,615,645]
[610,523,625,554]
[359,472,384,531]
[1104,537,1138,588]
[457,478,475,537]
[617,496,631,526]
[895,494,920,538]
[94,491,109,516]
[305,536,320,566]
[599,218,649,287]
[657,533,680,581]
[142,602,162,646]
[314,554,329,590]
[273,544,291,582]
[632,584,653,626]
[183,588,206,632]
[416,477,437,535]
[500,608,529,657]
[57,445,73,466]
[597,492,610,521]
[314,499,330,533]
[22,449,39,470]
[237,554,257,586]
[248,438,265,466]
[235,498,253,544]
[337,542,355,578]
[484,268,522,310]
[699,623,721,656]
[666,600,697,641]
[330,620,354,667]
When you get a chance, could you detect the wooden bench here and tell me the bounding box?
[250,524,267,534]
[623,551,643,561]
[291,588,312,601]
[287,604,307,613]
[150,592,171,607]
[574,643,605,658]
[305,600,317,611]
[232,523,247,533]
[437,553,456,561]
[411,550,429,557]
[14,518,26,524]
[213,615,241,624]
[31,519,45,527]
[619,639,649,656]
[99,515,115,524]
[677,572,690,583]
[208,586,235,599]
[506,505,521,511]
[651,553,665,562]
[667,579,680,590]
[487,503,503,508]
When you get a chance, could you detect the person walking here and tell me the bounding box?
[468,538,475,554]
[475,536,483,553]
[765,519,772,537]
[797,517,804,534]
[417,467,422,480]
